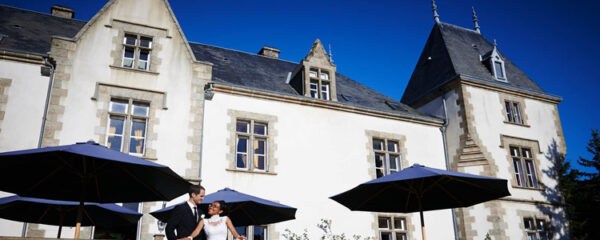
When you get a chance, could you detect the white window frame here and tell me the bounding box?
[373,138,401,178]
[523,217,550,240]
[510,146,538,188]
[378,216,408,240]
[235,119,268,172]
[505,100,523,124]
[492,55,507,82]
[308,68,331,100]
[106,99,149,156]
[121,34,152,71]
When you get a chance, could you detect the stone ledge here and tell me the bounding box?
[109,65,159,75]
[225,168,278,175]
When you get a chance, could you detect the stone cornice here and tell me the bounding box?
[0,50,45,65]
[459,75,562,104]
[211,83,444,127]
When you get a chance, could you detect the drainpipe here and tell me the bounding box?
[440,92,459,240]
[198,83,214,180]
[23,57,55,237]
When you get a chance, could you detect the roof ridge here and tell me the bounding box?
[0,4,88,23]
[188,41,300,65]
[439,21,480,34]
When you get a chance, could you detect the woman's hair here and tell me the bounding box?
[215,200,227,214]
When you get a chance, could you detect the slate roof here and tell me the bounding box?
[0,5,86,55]
[0,4,435,121]
[401,22,556,106]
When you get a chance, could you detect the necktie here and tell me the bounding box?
[193,206,198,223]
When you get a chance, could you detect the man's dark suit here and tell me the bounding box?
[166,202,205,240]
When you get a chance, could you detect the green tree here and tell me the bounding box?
[577,129,600,178]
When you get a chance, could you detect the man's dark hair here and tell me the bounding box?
[188,184,205,197]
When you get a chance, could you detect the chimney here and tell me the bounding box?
[51,5,74,19]
[258,46,280,59]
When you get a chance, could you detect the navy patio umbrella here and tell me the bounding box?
[0,141,191,238]
[151,188,297,226]
[0,195,142,238]
[330,164,510,240]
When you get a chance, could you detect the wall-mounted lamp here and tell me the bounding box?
[204,83,214,100]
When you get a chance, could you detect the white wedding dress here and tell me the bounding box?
[204,215,228,240]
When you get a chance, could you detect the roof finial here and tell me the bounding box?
[493,39,498,48]
[432,0,440,23]
[472,6,481,33]
[328,44,334,63]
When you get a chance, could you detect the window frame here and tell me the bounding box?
[504,100,524,125]
[509,145,538,188]
[308,68,331,100]
[121,33,153,71]
[373,138,401,178]
[378,216,408,240]
[235,119,268,172]
[523,217,550,240]
[106,98,150,156]
[230,225,268,240]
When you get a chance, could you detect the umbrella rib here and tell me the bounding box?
[82,207,95,226]
[120,167,164,200]
[36,205,52,222]
[91,159,102,201]
[26,165,64,194]
[355,184,398,209]
[438,183,464,206]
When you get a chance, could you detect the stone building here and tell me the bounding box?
[0,0,568,239]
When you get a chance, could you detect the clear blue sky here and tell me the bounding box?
[4,0,599,173]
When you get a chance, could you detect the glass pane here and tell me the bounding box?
[237,137,248,153]
[254,226,267,240]
[380,232,392,240]
[140,37,152,48]
[376,169,384,178]
[137,61,148,70]
[387,141,398,152]
[131,119,146,137]
[505,101,513,122]
[494,61,504,78]
[107,136,122,151]
[524,218,534,230]
[310,81,318,98]
[527,160,538,187]
[321,82,329,100]
[375,153,384,168]
[122,58,133,68]
[236,154,247,169]
[254,123,267,135]
[510,146,520,157]
[255,155,265,170]
[236,121,249,133]
[522,148,531,159]
[389,155,399,170]
[373,139,384,151]
[139,50,150,61]
[393,217,405,230]
[526,233,536,240]
[129,138,144,154]
[108,116,125,134]
[320,72,329,80]
[396,233,407,240]
[124,47,135,58]
[378,217,389,228]
[254,139,266,154]
[513,103,522,124]
[536,220,545,231]
[124,34,136,45]
[309,70,318,78]
[234,226,247,237]
[133,102,149,116]
[513,158,523,186]
[110,100,128,113]
[122,202,139,212]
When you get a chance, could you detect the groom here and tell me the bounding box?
[166,184,206,240]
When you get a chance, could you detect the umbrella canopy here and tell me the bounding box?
[0,141,191,203]
[0,141,191,238]
[0,195,142,227]
[0,195,142,238]
[150,188,297,226]
[330,164,510,240]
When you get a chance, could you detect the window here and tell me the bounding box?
[122,34,152,70]
[378,216,407,240]
[236,120,268,171]
[106,99,149,156]
[373,138,401,178]
[510,146,538,188]
[494,61,505,79]
[308,68,331,100]
[231,226,267,240]
[524,218,550,240]
[505,101,523,124]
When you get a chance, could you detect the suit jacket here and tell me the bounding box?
[166,203,205,240]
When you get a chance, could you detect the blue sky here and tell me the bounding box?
[4,0,599,173]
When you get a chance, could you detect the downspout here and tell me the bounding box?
[23,57,55,237]
[440,92,459,240]
[198,83,214,180]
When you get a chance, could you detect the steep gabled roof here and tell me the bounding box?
[402,22,549,106]
[189,42,428,117]
[0,5,86,55]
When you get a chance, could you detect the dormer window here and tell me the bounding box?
[308,68,331,100]
[494,61,504,79]
[482,45,507,82]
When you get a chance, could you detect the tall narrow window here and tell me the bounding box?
[510,146,538,188]
[494,61,505,79]
[310,81,319,98]
[106,99,149,156]
[505,101,524,124]
[236,120,268,171]
[378,216,408,240]
[321,82,330,100]
[122,34,152,70]
[373,139,401,178]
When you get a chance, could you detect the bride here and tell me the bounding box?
[180,200,243,240]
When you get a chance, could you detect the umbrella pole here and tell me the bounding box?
[57,209,64,239]
[74,200,83,238]
[420,210,426,240]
